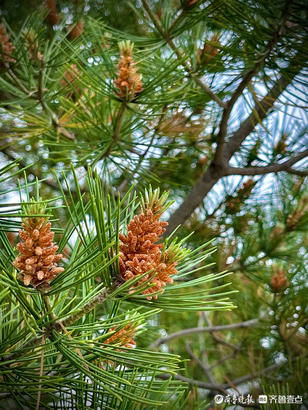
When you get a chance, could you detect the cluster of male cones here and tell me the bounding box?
[11,190,184,358]
[270,265,290,293]
[99,323,137,366]
[13,189,182,301]
[197,33,220,65]
[13,200,64,287]
[270,265,289,293]
[114,40,143,100]
[119,188,180,300]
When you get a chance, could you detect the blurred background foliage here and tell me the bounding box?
[0,0,307,408]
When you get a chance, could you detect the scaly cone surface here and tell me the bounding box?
[13,201,64,287]
[119,189,178,299]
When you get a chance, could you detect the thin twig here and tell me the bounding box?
[61,288,108,328]
[185,342,226,393]
[119,104,168,192]
[223,374,241,394]
[203,313,240,350]
[35,335,45,410]
[209,332,239,351]
[208,345,242,370]
[151,319,259,347]
[157,372,228,391]
[157,358,290,391]
[141,0,226,108]
[8,69,32,96]
[226,149,308,176]
[213,0,294,166]
[93,102,126,165]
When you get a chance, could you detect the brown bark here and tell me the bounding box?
[165,62,303,236]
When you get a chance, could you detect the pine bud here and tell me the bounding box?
[0,24,15,67]
[114,41,143,100]
[274,133,287,155]
[197,34,220,65]
[6,232,17,245]
[270,266,289,293]
[225,179,255,214]
[67,21,84,40]
[45,0,61,26]
[24,30,43,62]
[237,179,255,198]
[198,157,208,166]
[104,324,136,349]
[286,195,308,230]
[184,0,199,9]
[13,201,64,287]
[269,223,285,240]
[60,64,80,87]
[225,197,241,214]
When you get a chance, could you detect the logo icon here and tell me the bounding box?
[258,395,268,404]
[214,394,224,404]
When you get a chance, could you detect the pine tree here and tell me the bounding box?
[0,0,307,408]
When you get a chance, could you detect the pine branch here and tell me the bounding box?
[141,0,226,108]
[0,144,103,202]
[225,62,303,160]
[165,57,304,236]
[92,102,126,165]
[163,163,222,237]
[60,288,108,328]
[158,359,290,393]
[285,169,308,177]
[119,104,168,192]
[226,149,308,176]
[213,0,293,166]
[208,346,242,370]
[229,363,282,386]
[3,289,108,362]
[151,319,259,347]
[185,342,222,390]
[213,68,257,166]
[37,59,59,129]
[157,372,229,393]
